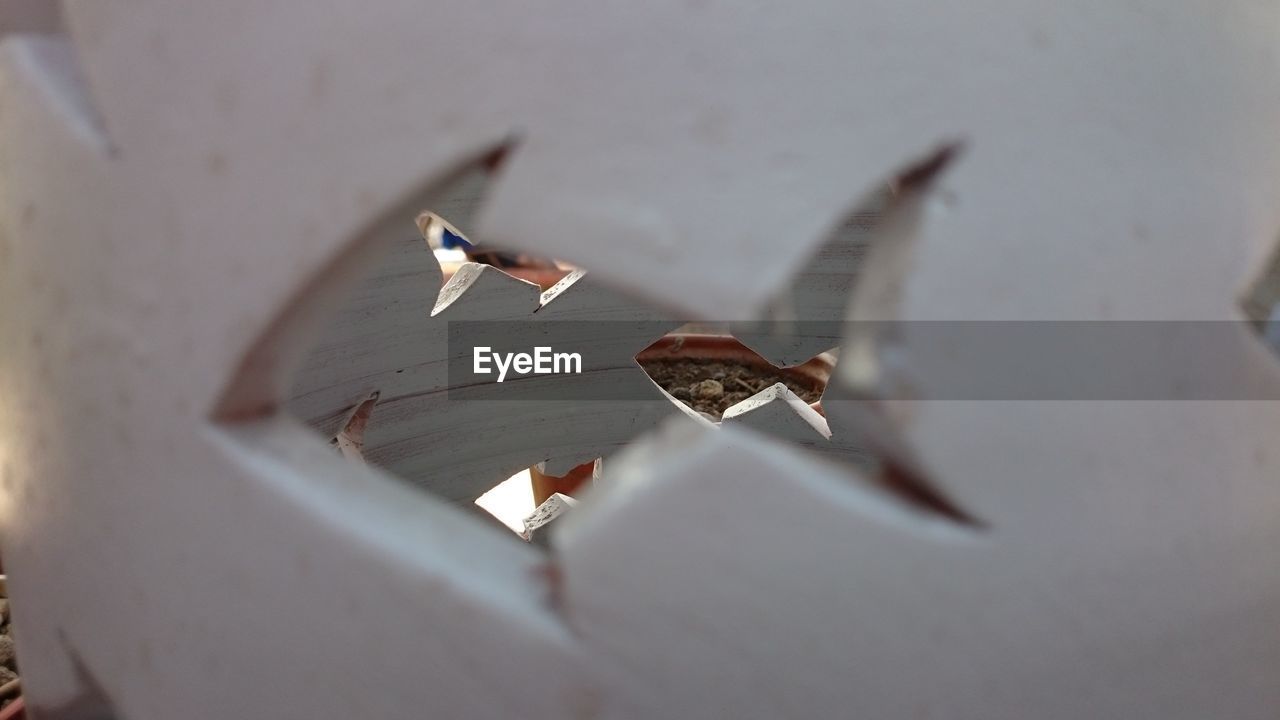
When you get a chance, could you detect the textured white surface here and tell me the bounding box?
[555,417,1280,718]
[29,1,1279,320]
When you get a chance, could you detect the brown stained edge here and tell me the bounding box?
[211,138,519,424]
[890,140,965,198]
[209,229,388,423]
[1240,232,1280,333]
[29,634,117,720]
[841,141,985,529]
[881,459,985,529]
[830,387,985,530]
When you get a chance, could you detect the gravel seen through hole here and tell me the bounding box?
[639,358,823,419]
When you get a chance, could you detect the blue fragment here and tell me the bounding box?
[441,227,473,249]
